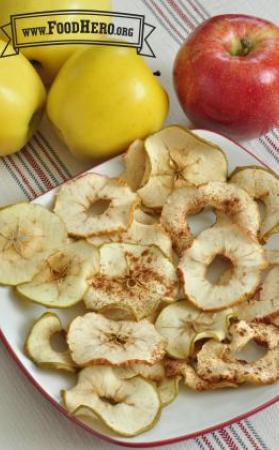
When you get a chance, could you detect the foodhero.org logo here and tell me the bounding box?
[24,17,135,38]
[0,10,156,57]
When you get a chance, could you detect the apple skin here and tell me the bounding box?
[174,14,279,140]
[0,40,46,156]
[0,0,112,86]
[47,46,169,160]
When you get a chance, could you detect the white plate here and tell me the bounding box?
[1,129,279,448]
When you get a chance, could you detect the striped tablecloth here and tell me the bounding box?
[1,1,279,449]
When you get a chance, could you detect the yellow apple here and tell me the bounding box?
[47,46,169,160]
[0,40,46,156]
[0,0,112,85]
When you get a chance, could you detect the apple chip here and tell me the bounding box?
[155,301,232,359]
[164,359,237,391]
[156,376,181,406]
[25,313,75,372]
[234,265,279,322]
[136,126,228,208]
[137,176,174,210]
[88,209,172,258]
[17,241,99,308]
[84,243,178,320]
[54,173,139,237]
[178,224,267,311]
[97,303,137,321]
[67,312,166,367]
[230,166,279,240]
[0,203,66,285]
[197,321,279,385]
[114,362,179,406]
[63,366,161,436]
[161,181,259,254]
[115,362,165,382]
[121,140,146,191]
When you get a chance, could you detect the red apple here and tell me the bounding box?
[174,14,279,140]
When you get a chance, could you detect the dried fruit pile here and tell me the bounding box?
[3,126,279,437]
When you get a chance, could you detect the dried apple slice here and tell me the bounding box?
[98,303,137,321]
[197,321,279,385]
[178,224,267,311]
[230,166,279,240]
[115,362,165,382]
[234,265,279,322]
[67,312,166,367]
[161,181,259,254]
[164,359,237,391]
[0,203,66,285]
[88,210,172,258]
[25,313,75,372]
[63,366,161,436]
[156,376,181,406]
[114,362,178,406]
[54,173,139,237]
[121,140,147,191]
[137,176,174,210]
[84,243,178,320]
[160,185,201,253]
[155,301,232,359]
[137,126,228,208]
[17,241,99,308]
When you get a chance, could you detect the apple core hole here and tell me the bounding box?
[50,331,68,353]
[88,199,111,216]
[234,340,267,363]
[188,207,217,236]
[206,255,233,285]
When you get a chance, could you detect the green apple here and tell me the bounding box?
[0,0,112,85]
[0,40,46,156]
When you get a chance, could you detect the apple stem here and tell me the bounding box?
[240,37,253,56]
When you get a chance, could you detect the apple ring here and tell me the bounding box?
[178,224,267,311]
[197,320,279,385]
[122,126,228,209]
[161,181,260,255]
[54,173,139,237]
[230,166,279,240]
[62,366,161,437]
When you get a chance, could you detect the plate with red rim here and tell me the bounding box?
[1,128,279,448]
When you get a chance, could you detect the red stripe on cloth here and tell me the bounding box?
[22,148,54,191]
[218,429,239,450]
[237,422,261,450]
[34,135,69,182]
[165,0,195,30]
[186,0,209,21]
[149,0,185,41]
[6,156,37,198]
[201,435,216,450]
